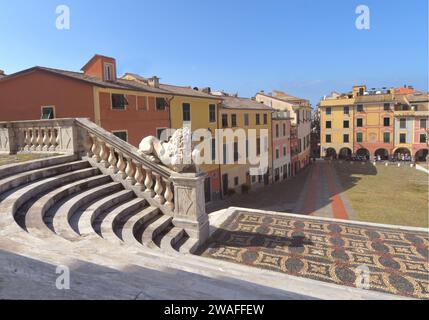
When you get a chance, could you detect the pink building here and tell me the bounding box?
[413,116,428,161]
[272,111,292,182]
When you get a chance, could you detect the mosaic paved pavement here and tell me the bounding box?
[200,211,429,299]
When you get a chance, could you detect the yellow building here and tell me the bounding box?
[121,73,223,202]
[217,95,273,196]
[318,90,356,158]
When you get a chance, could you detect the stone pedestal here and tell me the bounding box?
[171,172,209,246]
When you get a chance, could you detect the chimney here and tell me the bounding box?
[148,76,160,88]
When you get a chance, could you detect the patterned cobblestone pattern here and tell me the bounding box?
[201,211,429,299]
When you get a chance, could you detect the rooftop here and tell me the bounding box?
[220,96,273,110]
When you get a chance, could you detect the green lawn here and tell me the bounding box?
[0,153,60,167]
[333,162,428,228]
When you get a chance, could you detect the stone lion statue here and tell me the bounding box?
[138,127,196,173]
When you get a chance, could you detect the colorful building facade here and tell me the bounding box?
[272,111,292,182]
[215,95,273,196]
[318,85,429,161]
[255,91,312,173]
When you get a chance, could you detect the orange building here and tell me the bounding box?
[0,54,215,147]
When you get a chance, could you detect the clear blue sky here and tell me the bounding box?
[0,0,427,107]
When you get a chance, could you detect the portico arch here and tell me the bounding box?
[338,147,352,160]
[374,148,389,160]
[415,149,428,162]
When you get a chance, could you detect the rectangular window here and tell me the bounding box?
[211,138,216,161]
[182,103,191,121]
[233,141,239,162]
[420,119,427,129]
[234,177,239,186]
[275,124,279,138]
[223,143,227,164]
[420,134,426,143]
[256,137,261,155]
[104,63,113,81]
[384,117,390,127]
[112,94,128,109]
[231,114,237,127]
[283,145,287,157]
[326,121,331,129]
[283,123,286,136]
[209,104,216,123]
[113,131,127,142]
[41,106,54,119]
[344,106,349,115]
[383,132,390,143]
[343,134,349,143]
[357,104,363,112]
[384,103,390,111]
[155,97,166,111]
[244,113,249,126]
[400,133,406,144]
[276,148,279,159]
[256,114,260,125]
[400,118,406,129]
[222,114,228,127]
[263,113,268,125]
[326,134,331,143]
[343,120,349,128]
[326,107,332,115]
[356,132,363,143]
[357,118,363,127]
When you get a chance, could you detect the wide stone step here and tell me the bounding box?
[98,198,146,242]
[121,206,160,245]
[158,226,186,252]
[76,189,135,238]
[0,154,77,180]
[25,174,112,238]
[0,159,91,196]
[52,182,123,241]
[0,164,96,229]
[141,215,173,247]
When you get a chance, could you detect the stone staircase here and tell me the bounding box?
[0,154,196,254]
[0,118,398,300]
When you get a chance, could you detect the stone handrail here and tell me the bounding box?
[0,118,209,245]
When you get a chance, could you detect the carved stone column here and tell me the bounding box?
[171,172,208,246]
[0,123,17,155]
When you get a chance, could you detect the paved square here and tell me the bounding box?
[200,211,429,299]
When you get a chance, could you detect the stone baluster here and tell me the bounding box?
[99,140,109,168]
[85,133,93,157]
[143,167,155,197]
[42,128,50,151]
[117,152,127,179]
[55,128,61,150]
[153,173,165,204]
[134,162,145,191]
[91,135,101,162]
[124,157,136,184]
[163,178,174,210]
[49,128,57,152]
[107,146,118,173]
[23,129,30,151]
[30,128,37,151]
[36,128,43,151]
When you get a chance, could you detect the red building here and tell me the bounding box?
[0,54,206,147]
